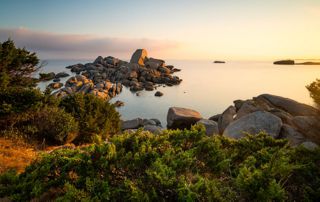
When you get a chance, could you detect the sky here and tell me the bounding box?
[0,0,319,60]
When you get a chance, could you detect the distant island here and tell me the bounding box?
[274,60,320,65]
[213,60,226,63]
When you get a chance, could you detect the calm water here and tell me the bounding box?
[38,59,320,126]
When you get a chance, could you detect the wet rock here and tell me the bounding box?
[114,100,124,108]
[155,91,163,97]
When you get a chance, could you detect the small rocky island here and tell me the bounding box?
[51,49,182,99]
[274,59,320,65]
[213,60,225,63]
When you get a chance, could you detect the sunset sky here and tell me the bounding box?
[0,0,319,60]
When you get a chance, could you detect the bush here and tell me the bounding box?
[26,107,79,145]
[0,87,44,117]
[307,79,320,109]
[1,127,319,201]
[59,93,120,143]
[2,107,78,145]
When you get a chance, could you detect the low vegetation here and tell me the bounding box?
[0,126,319,201]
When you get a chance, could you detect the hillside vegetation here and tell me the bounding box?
[1,126,320,201]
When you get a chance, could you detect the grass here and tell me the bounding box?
[0,137,37,174]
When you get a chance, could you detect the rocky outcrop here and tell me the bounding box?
[223,111,283,139]
[53,49,182,100]
[197,119,219,136]
[258,94,319,116]
[53,75,122,100]
[200,94,320,148]
[167,107,202,129]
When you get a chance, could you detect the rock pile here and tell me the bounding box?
[166,94,320,149]
[65,49,182,93]
[51,49,182,100]
[53,75,122,100]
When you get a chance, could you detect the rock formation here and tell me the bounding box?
[52,49,182,100]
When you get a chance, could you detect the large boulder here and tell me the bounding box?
[280,124,306,146]
[235,102,258,120]
[197,119,219,136]
[258,94,319,116]
[121,118,143,130]
[130,49,148,66]
[167,107,202,129]
[218,106,236,134]
[292,116,320,144]
[223,111,283,139]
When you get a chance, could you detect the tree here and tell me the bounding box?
[306,79,320,109]
[0,39,40,88]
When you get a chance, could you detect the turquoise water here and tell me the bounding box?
[38,59,320,126]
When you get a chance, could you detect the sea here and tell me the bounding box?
[37,59,320,126]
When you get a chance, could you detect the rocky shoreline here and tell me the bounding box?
[47,49,182,100]
[122,93,320,149]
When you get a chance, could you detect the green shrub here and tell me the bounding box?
[59,93,120,143]
[27,107,79,145]
[0,87,44,117]
[3,107,78,145]
[1,127,319,201]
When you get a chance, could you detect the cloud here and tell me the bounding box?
[0,28,180,59]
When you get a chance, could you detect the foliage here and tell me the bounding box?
[1,106,78,145]
[1,126,319,201]
[0,87,44,117]
[59,93,120,143]
[307,79,320,109]
[0,39,39,88]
